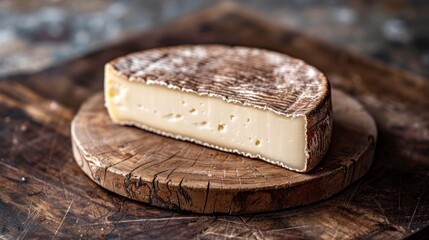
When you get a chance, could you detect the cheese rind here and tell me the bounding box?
[105,45,332,172]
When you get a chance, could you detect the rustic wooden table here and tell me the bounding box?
[1,4,428,239]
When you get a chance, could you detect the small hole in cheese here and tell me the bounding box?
[189,108,196,114]
[108,89,116,98]
[230,115,236,120]
[255,139,261,146]
[217,123,225,131]
[246,118,250,123]
[163,113,173,118]
[194,121,207,126]
[175,114,182,119]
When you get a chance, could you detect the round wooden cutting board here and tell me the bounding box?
[71,89,376,214]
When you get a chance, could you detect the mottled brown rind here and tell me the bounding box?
[107,45,332,172]
[306,91,333,171]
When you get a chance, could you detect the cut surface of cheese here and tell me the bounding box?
[105,45,332,172]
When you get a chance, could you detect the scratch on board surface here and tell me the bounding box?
[331,180,362,240]
[18,209,40,240]
[72,216,201,227]
[52,200,74,240]
[407,175,427,230]
[266,224,323,233]
[41,127,58,185]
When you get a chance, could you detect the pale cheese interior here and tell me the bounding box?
[105,66,307,170]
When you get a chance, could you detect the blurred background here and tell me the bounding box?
[0,0,428,78]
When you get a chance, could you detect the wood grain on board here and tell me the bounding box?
[0,3,428,239]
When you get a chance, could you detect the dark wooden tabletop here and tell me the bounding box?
[0,4,428,239]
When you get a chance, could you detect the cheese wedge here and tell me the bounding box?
[105,45,332,172]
